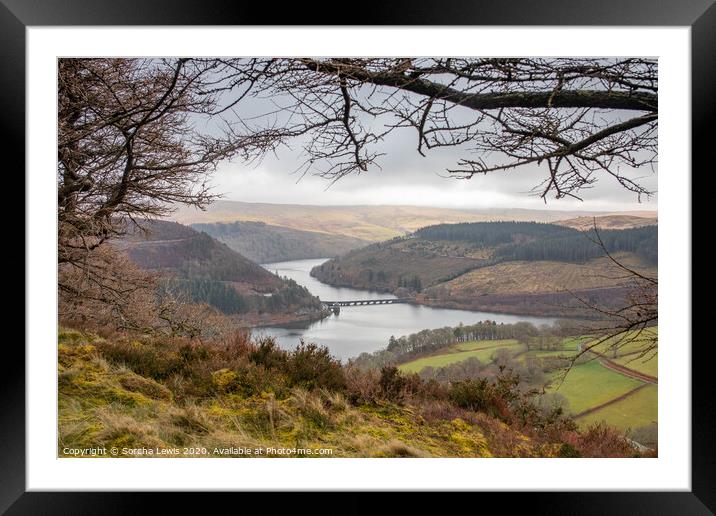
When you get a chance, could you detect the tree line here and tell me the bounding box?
[352,320,556,370]
[162,277,322,315]
[415,221,657,265]
[495,225,657,265]
[415,221,574,245]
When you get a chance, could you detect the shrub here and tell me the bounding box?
[248,337,288,369]
[211,368,239,392]
[218,329,254,357]
[449,378,493,412]
[558,442,581,458]
[378,366,421,401]
[448,378,511,421]
[233,361,290,398]
[285,342,346,391]
[344,365,381,404]
[414,378,448,401]
[96,338,187,380]
[570,422,637,458]
[417,399,475,424]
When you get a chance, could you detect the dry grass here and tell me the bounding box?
[554,215,657,231]
[436,254,657,297]
[171,201,656,242]
[172,201,628,242]
[57,329,544,458]
[57,328,646,458]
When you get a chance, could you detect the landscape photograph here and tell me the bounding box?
[58,57,658,458]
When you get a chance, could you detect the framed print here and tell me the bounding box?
[5,0,712,512]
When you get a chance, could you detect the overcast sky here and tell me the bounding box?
[203,68,658,213]
[208,131,658,212]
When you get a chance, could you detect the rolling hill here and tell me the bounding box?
[192,220,368,263]
[431,255,652,296]
[311,221,657,317]
[113,220,323,323]
[554,215,657,231]
[170,200,657,243]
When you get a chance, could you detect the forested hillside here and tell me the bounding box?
[114,220,323,321]
[311,222,657,317]
[192,221,367,263]
[415,222,657,265]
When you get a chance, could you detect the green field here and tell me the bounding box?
[562,336,589,351]
[577,384,658,431]
[517,337,583,363]
[398,339,523,374]
[548,360,644,415]
[452,339,518,352]
[397,332,658,436]
[613,354,658,378]
[586,328,658,378]
[522,349,577,359]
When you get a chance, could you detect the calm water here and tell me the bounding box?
[257,258,556,361]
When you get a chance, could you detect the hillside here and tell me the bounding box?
[192,221,368,263]
[352,322,657,446]
[432,254,655,296]
[425,254,657,316]
[555,215,657,231]
[117,220,280,291]
[113,220,324,324]
[312,222,657,317]
[171,200,657,243]
[58,328,643,458]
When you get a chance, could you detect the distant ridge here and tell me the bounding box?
[170,200,657,242]
[192,220,368,263]
[554,215,657,231]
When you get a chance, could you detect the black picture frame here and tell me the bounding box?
[4,0,710,513]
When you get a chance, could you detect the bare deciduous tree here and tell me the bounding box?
[58,57,659,347]
[568,223,658,366]
[60,58,229,264]
[211,58,657,199]
[208,58,659,360]
[58,58,252,330]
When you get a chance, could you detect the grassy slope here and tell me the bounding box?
[546,332,657,430]
[58,330,556,458]
[612,355,658,378]
[549,361,644,415]
[398,340,523,374]
[588,328,658,378]
[395,332,657,433]
[554,215,657,231]
[576,384,657,431]
[434,254,657,297]
[562,337,587,351]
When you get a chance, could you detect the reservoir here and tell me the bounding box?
[257,258,556,361]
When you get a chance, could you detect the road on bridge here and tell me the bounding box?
[321,298,412,307]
